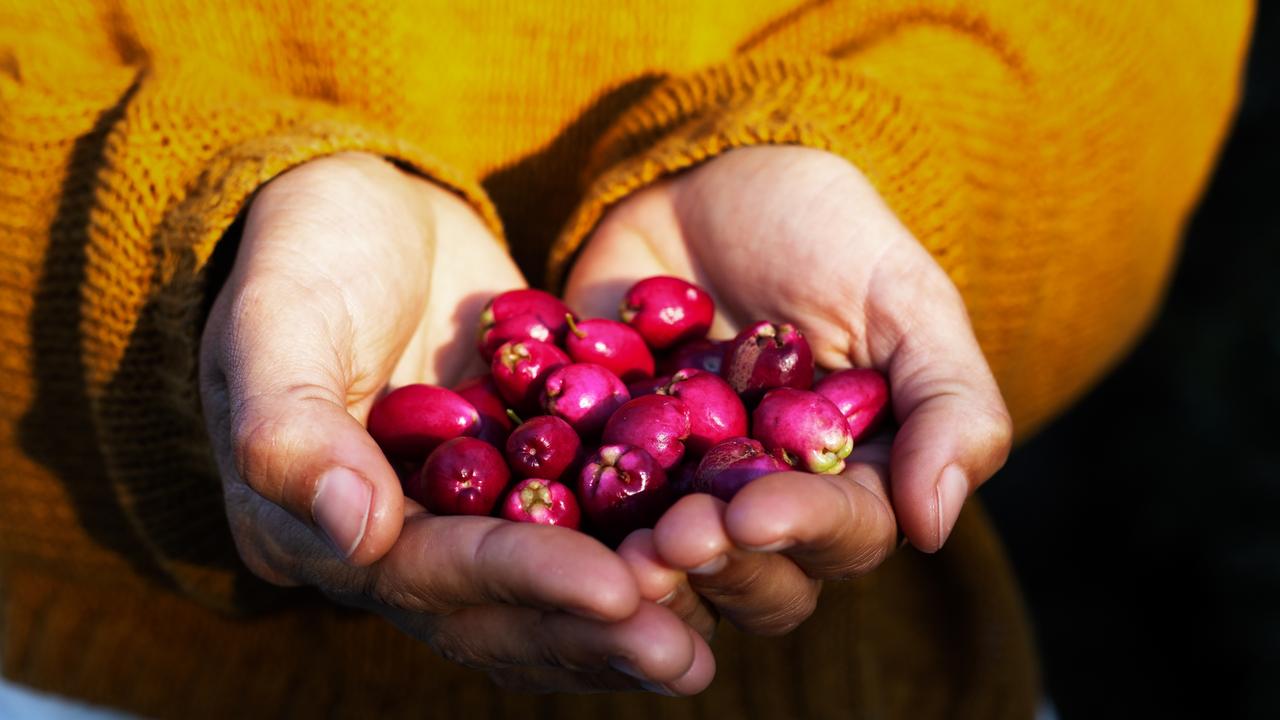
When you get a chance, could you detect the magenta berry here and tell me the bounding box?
[620,276,715,350]
[564,316,655,383]
[505,415,582,481]
[408,437,510,516]
[659,338,727,376]
[477,313,556,361]
[500,478,581,529]
[752,388,853,474]
[483,289,572,331]
[367,384,479,461]
[476,289,573,360]
[491,339,570,414]
[692,437,792,501]
[814,368,891,442]
[579,444,673,542]
[453,374,513,446]
[659,368,747,455]
[721,321,815,404]
[601,394,692,470]
[541,363,630,439]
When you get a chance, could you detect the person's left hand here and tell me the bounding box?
[565,146,1012,635]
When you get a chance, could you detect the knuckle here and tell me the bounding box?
[974,405,1015,468]
[744,584,820,637]
[230,412,288,498]
[430,627,496,671]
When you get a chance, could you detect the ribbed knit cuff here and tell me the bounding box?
[547,55,968,291]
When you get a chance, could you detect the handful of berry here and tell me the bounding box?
[367,277,889,544]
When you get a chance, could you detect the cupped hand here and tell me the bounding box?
[199,152,713,694]
[566,146,1012,635]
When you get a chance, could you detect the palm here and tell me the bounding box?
[567,145,1011,556]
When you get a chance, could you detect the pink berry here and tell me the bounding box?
[752,388,853,474]
[500,478,581,529]
[659,369,747,455]
[620,276,714,350]
[367,384,479,461]
[453,374,514,446]
[601,394,692,471]
[491,339,570,414]
[627,375,671,398]
[477,314,556,361]
[579,444,673,542]
[814,369,891,442]
[541,363,630,439]
[408,437,510,516]
[476,289,573,360]
[721,321,815,404]
[505,415,582,481]
[692,437,792,501]
[659,338,727,376]
[564,316,655,383]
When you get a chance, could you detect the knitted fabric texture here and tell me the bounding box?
[0,1,1251,717]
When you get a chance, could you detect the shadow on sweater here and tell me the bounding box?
[16,77,173,588]
[483,73,663,286]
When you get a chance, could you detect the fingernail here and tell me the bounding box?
[312,468,372,559]
[689,555,727,576]
[608,657,677,697]
[742,539,793,553]
[656,589,677,606]
[936,465,969,550]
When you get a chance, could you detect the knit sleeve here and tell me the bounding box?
[0,32,500,610]
[548,1,1253,435]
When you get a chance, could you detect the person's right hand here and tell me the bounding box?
[198,152,714,695]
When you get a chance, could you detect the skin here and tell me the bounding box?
[566,145,1012,637]
[199,153,713,695]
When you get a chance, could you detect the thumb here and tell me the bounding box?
[871,252,1013,553]
[203,274,405,567]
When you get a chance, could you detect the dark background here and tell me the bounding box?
[979,4,1279,719]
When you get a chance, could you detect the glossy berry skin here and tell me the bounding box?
[484,289,572,332]
[659,369,747,456]
[579,444,673,543]
[601,394,692,471]
[477,313,556,362]
[564,317,655,383]
[505,415,582,481]
[620,276,714,350]
[453,374,514,446]
[367,384,479,461]
[692,437,792,501]
[500,478,581,529]
[659,338,727,376]
[814,368,891,443]
[541,363,630,439]
[409,437,510,516]
[752,388,853,475]
[491,339,570,415]
[476,289,573,360]
[721,321,815,405]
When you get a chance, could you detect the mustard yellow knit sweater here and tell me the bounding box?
[0,1,1251,718]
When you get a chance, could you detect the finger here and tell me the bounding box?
[867,248,1013,552]
[201,271,405,567]
[487,625,716,696]
[387,602,707,693]
[617,529,686,604]
[357,515,641,622]
[722,440,899,580]
[653,494,822,636]
[618,530,719,640]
